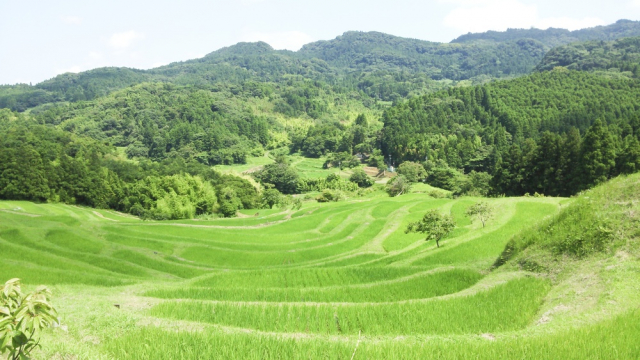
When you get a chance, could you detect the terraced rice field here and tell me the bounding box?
[1,191,639,359]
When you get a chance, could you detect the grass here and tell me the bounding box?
[3,173,640,359]
[148,276,550,335]
[145,269,483,302]
[105,309,640,359]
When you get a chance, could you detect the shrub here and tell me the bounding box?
[386,175,412,197]
[1,279,58,360]
[349,169,374,188]
[316,189,345,202]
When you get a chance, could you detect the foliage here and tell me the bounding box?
[494,173,639,268]
[349,169,374,188]
[261,188,283,209]
[453,19,640,48]
[385,175,412,197]
[382,70,640,196]
[405,210,457,248]
[316,189,346,202]
[535,36,640,75]
[0,278,58,360]
[466,202,493,228]
[253,162,300,194]
[397,161,427,183]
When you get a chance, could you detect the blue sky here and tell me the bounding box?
[1,0,639,85]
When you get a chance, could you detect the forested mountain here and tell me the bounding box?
[1,21,640,219]
[380,69,640,196]
[4,20,640,113]
[298,31,547,80]
[452,19,640,47]
[535,36,640,74]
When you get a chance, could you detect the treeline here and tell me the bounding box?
[381,70,640,196]
[452,19,640,48]
[0,121,263,219]
[0,119,378,219]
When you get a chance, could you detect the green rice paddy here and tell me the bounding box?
[2,177,639,359]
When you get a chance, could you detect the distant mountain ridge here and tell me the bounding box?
[452,19,640,47]
[2,19,640,112]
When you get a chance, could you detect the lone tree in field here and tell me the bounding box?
[0,278,58,360]
[405,210,456,248]
[466,201,493,228]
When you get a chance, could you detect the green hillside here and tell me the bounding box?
[380,70,640,196]
[535,36,640,74]
[1,172,639,358]
[3,20,640,112]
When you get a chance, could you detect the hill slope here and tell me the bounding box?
[3,20,640,112]
[535,36,640,74]
[0,174,639,358]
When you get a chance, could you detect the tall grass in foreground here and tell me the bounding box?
[103,309,640,359]
[149,277,549,335]
[146,269,483,302]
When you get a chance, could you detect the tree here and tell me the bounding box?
[405,210,456,248]
[397,161,427,183]
[466,201,493,228]
[218,187,242,217]
[261,187,282,209]
[0,278,58,360]
[253,162,300,194]
[385,175,412,197]
[349,169,374,188]
[578,119,617,190]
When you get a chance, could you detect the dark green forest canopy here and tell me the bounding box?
[380,70,640,196]
[31,82,270,165]
[381,70,640,162]
[535,36,640,74]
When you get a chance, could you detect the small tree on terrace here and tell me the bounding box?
[1,278,58,360]
[386,175,412,197]
[466,201,493,228]
[405,210,456,248]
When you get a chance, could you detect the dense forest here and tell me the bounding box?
[535,36,640,74]
[1,21,640,218]
[381,70,640,196]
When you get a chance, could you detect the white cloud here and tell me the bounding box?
[442,0,605,34]
[62,16,82,25]
[629,0,640,7]
[109,31,145,49]
[241,31,314,51]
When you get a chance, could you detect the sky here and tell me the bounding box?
[1,0,639,85]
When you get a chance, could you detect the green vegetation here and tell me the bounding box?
[0,172,638,358]
[0,19,639,360]
[0,279,58,360]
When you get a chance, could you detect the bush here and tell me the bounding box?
[349,169,374,188]
[316,189,345,202]
[386,175,412,197]
[397,161,427,183]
